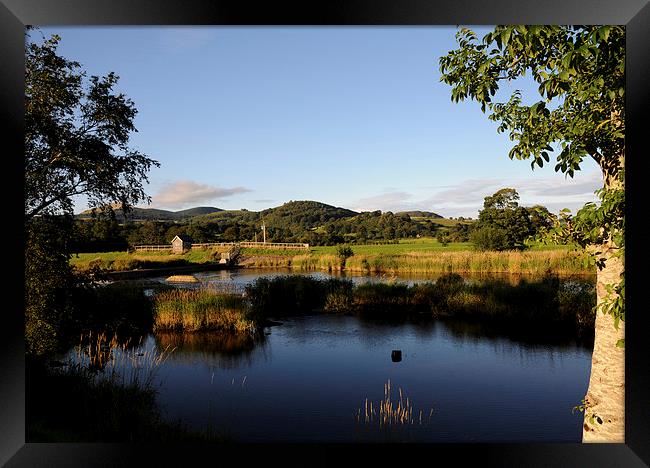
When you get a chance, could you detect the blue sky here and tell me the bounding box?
[35,26,601,218]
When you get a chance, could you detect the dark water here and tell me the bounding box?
[137,314,591,443]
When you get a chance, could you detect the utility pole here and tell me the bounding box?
[262,221,266,243]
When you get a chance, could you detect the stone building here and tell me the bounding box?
[171,235,193,254]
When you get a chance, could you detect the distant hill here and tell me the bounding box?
[74,203,461,229]
[173,207,224,218]
[76,206,223,221]
[396,210,443,218]
[260,201,358,229]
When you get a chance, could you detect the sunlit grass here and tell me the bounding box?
[153,288,256,334]
[356,379,433,427]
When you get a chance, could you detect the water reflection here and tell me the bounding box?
[153,331,269,369]
[145,267,595,290]
[147,313,590,442]
[439,317,594,350]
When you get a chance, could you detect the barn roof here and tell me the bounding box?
[172,234,194,243]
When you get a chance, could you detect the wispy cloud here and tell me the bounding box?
[349,170,601,218]
[151,180,252,209]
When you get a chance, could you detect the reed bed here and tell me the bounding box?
[27,333,229,442]
[72,331,175,389]
[356,379,433,427]
[240,250,591,276]
[153,288,256,334]
[241,273,595,331]
[342,250,590,275]
[245,275,354,317]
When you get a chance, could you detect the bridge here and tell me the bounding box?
[132,241,310,261]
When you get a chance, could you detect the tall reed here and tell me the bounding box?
[356,379,433,427]
[153,288,256,334]
[72,331,174,389]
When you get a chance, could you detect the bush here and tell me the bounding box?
[470,226,511,251]
[245,276,353,318]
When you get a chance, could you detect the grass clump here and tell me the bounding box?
[153,288,256,334]
[245,275,353,318]
[236,273,595,333]
[356,379,433,428]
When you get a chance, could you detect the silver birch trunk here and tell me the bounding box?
[582,249,625,442]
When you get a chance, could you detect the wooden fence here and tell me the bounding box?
[188,242,308,250]
[238,242,309,250]
[134,241,309,252]
[133,245,171,252]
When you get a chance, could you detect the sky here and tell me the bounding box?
[35,26,602,218]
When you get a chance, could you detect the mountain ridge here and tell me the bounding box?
[76,200,444,222]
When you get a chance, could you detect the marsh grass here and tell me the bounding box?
[242,273,595,331]
[26,334,228,442]
[245,275,354,318]
[153,288,256,334]
[71,240,591,276]
[356,379,433,428]
[68,332,175,395]
[241,249,591,276]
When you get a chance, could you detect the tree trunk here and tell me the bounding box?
[582,246,625,442]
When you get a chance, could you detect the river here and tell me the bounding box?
[97,268,594,442]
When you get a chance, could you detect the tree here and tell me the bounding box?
[526,205,555,235]
[336,245,354,269]
[25,31,159,221]
[436,230,450,247]
[471,188,533,250]
[440,25,624,442]
[25,29,159,354]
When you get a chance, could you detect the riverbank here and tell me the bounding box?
[71,239,595,276]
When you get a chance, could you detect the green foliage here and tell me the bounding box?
[540,171,624,327]
[436,231,450,246]
[471,188,534,250]
[440,26,624,178]
[245,276,354,318]
[25,31,159,221]
[241,274,594,332]
[24,29,159,356]
[25,216,77,355]
[470,225,510,251]
[72,201,448,250]
[440,25,624,328]
[336,245,354,268]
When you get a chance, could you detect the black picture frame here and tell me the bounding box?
[2,0,648,466]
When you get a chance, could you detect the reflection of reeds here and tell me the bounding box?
[72,331,175,389]
[356,380,433,428]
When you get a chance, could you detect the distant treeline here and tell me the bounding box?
[71,201,460,251]
[71,197,552,252]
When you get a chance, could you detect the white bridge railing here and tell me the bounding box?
[132,245,171,252]
[133,241,309,252]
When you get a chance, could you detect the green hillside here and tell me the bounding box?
[396,210,443,218]
[77,206,223,221]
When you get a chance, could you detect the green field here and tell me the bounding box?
[70,238,588,275]
[311,237,572,255]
